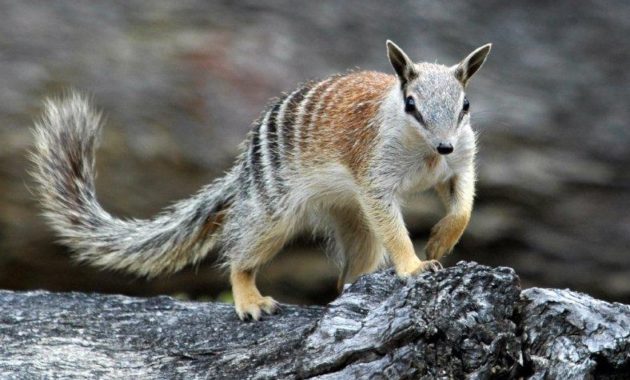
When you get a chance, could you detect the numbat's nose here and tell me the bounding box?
[436,143,454,155]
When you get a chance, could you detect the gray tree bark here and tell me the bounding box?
[0,262,628,379]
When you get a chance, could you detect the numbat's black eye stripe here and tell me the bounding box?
[404,96,425,126]
[405,96,415,112]
[458,97,470,124]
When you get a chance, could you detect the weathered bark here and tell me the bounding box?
[521,288,630,379]
[0,262,628,379]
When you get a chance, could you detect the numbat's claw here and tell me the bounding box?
[235,296,279,321]
[411,260,443,275]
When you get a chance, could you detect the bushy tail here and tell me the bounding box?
[30,93,234,277]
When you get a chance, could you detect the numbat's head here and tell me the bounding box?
[385,40,491,156]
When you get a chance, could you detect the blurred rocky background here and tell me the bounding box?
[1,1,628,305]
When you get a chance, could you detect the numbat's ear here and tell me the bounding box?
[454,43,492,86]
[386,40,418,87]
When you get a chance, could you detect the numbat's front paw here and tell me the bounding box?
[411,259,443,274]
[426,238,454,261]
[396,259,443,277]
[235,295,279,321]
[426,214,469,260]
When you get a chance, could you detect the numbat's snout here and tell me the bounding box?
[437,142,454,155]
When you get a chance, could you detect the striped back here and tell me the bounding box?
[242,71,396,207]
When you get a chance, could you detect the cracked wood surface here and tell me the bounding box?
[0,262,628,379]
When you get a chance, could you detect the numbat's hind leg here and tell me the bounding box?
[226,220,288,320]
[230,268,278,321]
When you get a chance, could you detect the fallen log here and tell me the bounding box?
[0,262,628,379]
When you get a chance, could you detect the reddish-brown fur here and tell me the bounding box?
[196,210,227,244]
[302,72,396,174]
[426,213,470,260]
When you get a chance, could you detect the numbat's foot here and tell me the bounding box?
[396,259,443,277]
[411,260,443,275]
[235,295,279,321]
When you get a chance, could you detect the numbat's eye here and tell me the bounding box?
[463,97,470,112]
[405,96,426,126]
[405,96,416,113]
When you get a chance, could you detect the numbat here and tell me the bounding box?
[31,41,491,320]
